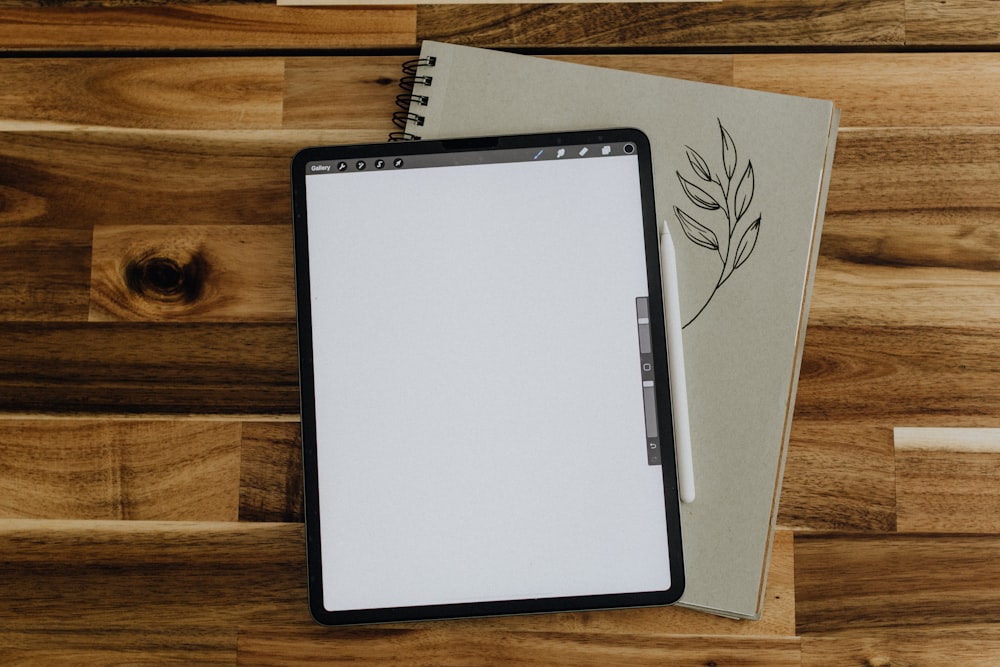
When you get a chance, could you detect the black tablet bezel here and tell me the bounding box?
[291,129,684,626]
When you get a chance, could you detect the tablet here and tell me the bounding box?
[291,129,684,626]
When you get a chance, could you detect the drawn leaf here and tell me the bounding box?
[677,172,721,211]
[734,216,761,270]
[685,146,712,182]
[734,160,755,221]
[720,120,737,180]
[675,206,720,251]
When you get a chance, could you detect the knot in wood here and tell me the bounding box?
[125,249,208,304]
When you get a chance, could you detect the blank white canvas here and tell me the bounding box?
[305,154,671,611]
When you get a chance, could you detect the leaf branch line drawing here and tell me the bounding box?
[674,119,762,328]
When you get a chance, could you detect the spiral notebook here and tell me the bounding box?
[392,41,839,620]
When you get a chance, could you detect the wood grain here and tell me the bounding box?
[802,636,1000,667]
[238,630,801,666]
[778,421,895,531]
[0,227,92,322]
[795,533,1000,637]
[905,0,1000,46]
[0,519,309,663]
[0,130,380,230]
[795,325,1000,422]
[0,58,283,130]
[89,225,294,322]
[417,0,904,48]
[0,323,298,415]
[239,421,303,522]
[0,419,241,520]
[895,427,1000,533]
[734,53,1000,127]
[0,6,415,51]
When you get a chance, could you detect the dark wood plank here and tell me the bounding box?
[796,533,1000,637]
[238,629,801,666]
[778,421,895,531]
[895,427,1000,533]
[417,0,904,48]
[795,325,1000,422]
[905,0,1000,46]
[803,635,1000,667]
[0,58,283,129]
[239,421,303,522]
[0,6,415,52]
[0,323,298,415]
[0,227,92,322]
[0,419,241,520]
[0,130,379,230]
[89,225,294,322]
[811,212,1000,329]
[827,128,1000,215]
[0,519,308,661]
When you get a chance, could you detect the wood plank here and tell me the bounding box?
[795,533,1000,637]
[778,421,895,531]
[283,56,413,131]
[0,227,92,322]
[238,629,800,666]
[239,421,303,522]
[0,58,282,130]
[0,420,241,520]
[417,0,904,48]
[0,6,415,51]
[735,53,1000,127]
[0,130,381,230]
[827,128,1000,215]
[905,0,1000,46]
[794,325,1000,422]
[0,520,310,644]
[89,225,294,322]
[0,322,298,415]
[895,427,1000,533]
[803,636,1000,667]
[809,211,1000,328]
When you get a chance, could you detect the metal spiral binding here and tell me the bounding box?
[401,55,436,76]
[392,110,425,129]
[390,56,437,141]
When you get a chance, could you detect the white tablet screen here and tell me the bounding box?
[294,132,681,623]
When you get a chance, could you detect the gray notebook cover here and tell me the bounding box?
[402,41,839,619]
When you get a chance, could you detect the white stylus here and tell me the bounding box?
[660,225,696,503]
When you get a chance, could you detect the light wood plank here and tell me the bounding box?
[0,420,241,521]
[416,0,904,48]
[796,533,1000,637]
[0,227,92,322]
[89,225,294,322]
[0,58,282,130]
[895,427,1000,533]
[0,323,298,415]
[779,421,895,531]
[0,6,415,51]
[906,0,1000,46]
[238,630,800,666]
[239,421,303,522]
[735,53,1000,127]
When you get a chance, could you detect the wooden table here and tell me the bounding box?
[3,1,1000,664]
